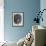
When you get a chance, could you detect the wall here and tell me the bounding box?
[4,0,40,42]
[40,0,46,27]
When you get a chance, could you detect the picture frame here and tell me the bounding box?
[12,12,24,27]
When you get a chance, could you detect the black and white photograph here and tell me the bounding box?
[12,12,24,27]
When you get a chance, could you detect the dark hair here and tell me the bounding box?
[14,14,21,24]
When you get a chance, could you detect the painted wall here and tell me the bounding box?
[40,0,46,27]
[4,0,40,42]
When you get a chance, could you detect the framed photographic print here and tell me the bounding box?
[12,12,24,27]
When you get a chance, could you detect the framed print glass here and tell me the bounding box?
[12,12,24,27]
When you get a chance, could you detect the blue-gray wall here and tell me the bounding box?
[4,0,40,42]
[40,0,46,27]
